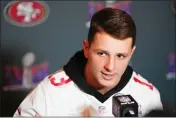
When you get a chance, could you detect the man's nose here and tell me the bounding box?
[104,57,115,72]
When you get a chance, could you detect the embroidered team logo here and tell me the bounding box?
[98,106,106,115]
[3,1,50,27]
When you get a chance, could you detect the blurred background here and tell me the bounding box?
[0,0,175,116]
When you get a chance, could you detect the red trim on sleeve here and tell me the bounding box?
[133,77,153,90]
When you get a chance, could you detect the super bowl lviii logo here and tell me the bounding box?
[85,0,132,28]
[3,52,50,91]
[166,52,175,80]
[3,0,50,27]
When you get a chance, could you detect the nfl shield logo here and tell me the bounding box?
[98,106,105,115]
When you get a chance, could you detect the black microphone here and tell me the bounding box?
[112,94,138,117]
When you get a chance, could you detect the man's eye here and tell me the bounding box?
[97,52,106,56]
[117,54,125,59]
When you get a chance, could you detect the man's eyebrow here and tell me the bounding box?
[94,48,129,57]
[116,53,128,56]
[94,49,109,54]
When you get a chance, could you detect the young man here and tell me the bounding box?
[13,8,163,117]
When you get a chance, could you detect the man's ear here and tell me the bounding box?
[130,45,136,57]
[83,40,89,58]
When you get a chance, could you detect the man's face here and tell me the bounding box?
[83,32,136,89]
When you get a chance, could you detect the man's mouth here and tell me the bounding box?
[101,72,115,80]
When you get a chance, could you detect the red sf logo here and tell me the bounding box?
[3,1,50,27]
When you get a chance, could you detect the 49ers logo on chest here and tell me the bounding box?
[49,71,71,86]
[3,0,50,27]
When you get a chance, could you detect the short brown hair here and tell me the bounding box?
[88,8,136,47]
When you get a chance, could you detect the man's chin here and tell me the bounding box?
[99,80,117,88]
